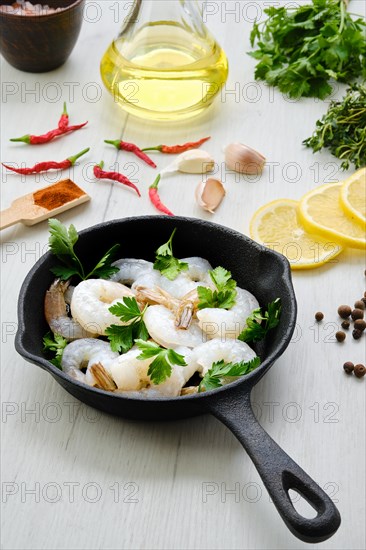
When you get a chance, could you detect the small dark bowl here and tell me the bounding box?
[0,0,85,72]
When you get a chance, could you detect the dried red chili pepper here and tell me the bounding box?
[2,148,90,175]
[93,161,141,197]
[104,139,157,168]
[148,174,174,216]
[10,121,88,145]
[58,102,69,131]
[142,136,211,154]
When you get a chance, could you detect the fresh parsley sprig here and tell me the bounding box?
[105,297,149,353]
[238,298,282,343]
[48,219,120,281]
[198,357,261,392]
[153,228,189,280]
[197,266,237,310]
[303,83,366,170]
[43,331,68,369]
[249,0,366,99]
[135,339,187,385]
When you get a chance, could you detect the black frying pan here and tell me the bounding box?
[15,216,341,543]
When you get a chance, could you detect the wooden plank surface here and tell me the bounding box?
[1,1,365,549]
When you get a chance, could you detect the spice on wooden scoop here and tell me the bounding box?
[0,179,90,231]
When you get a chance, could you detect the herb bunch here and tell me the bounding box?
[303,83,366,170]
[249,0,366,99]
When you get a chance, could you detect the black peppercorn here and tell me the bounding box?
[354,319,366,332]
[335,331,346,342]
[352,329,363,340]
[354,364,366,378]
[341,320,350,330]
[351,308,364,321]
[343,361,354,374]
[354,300,365,310]
[338,305,351,319]
[315,311,324,322]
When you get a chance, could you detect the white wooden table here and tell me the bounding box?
[1,2,365,549]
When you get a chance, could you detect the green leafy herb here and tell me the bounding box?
[153,228,189,280]
[135,339,187,385]
[248,0,366,99]
[238,298,282,343]
[43,331,68,369]
[198,357,261,392]
[105,297,149,353]
[197,266,237,310]
[303,83,366,170]
[48,219,120,281]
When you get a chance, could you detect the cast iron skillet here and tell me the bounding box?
[15,216,341,543]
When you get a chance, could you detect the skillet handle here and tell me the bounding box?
[208,390,341,543]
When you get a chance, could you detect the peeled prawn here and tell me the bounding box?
[158,257,213,299]
[109,259,154,286]
[44,279,97,341]
[71,279,135,336]
[197,287,259,340]
[191,338,257,376]
[109,345,197,396]
[61,339,119,387]
[144,305,204,348]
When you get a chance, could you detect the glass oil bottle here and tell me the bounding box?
[100,0,229,121]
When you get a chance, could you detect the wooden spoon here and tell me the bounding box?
[0,179,90,230]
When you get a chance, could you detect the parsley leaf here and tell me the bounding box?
[109,297,143,322]
[197,267,237,310]
[43,331,68,369]
[48,219,120,281]
[105,297,149,353]
[248,0,366,99]
[135,339,187,385]
[85,244,121,280]
[153,228,189,280]
[105,324,134,354]
[303,83,366,170]
[198,356,261,392]
[238,298,282,343]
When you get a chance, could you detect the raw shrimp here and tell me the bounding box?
[191,338,257,376]
[71,279,135,336]
[158,257,213,299]
[109,259,154,286]
[144,305,204,348]
[109,345,197,397]
[44,279,97,341]
[61,339,119,387]
[197,287,259,340]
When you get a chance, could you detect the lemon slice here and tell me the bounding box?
[340,168,366,226]
[299,182,366,249]
[249,199,343,269]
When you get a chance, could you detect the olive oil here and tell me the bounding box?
[100,22,228,121]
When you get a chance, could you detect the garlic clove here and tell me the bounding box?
[195,178,226,213]
[177,149,215,174]
[224,143,266,175]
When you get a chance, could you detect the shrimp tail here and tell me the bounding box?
[175,301,195,329]
[89,362,117,391]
